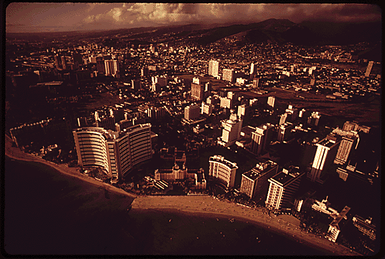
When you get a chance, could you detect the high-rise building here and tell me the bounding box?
[148,65,157,72]
[147,106,165,120]
[343,121,355,132]
[308,135,340,183]
[96,56,105,75]
[218,113,242,147]
[209,155,238,188]
[308,66,316,75]
[141,67,149,77]
[73,123,152,183]
[285,105,299,121]
[251,123,273,155]
[240,160,278,199]
[72,52,83,69]
[104,59,119,77]
[61,56,67,70]
[334,134,359,165]
[307,112,321,127]
[208,60,219,78]
[201,102,213,115]
[184,104,200,120]
[265,168,304,210]
[250,62,255,75]
[252,78,260,88]
[279,113,288,125]
[131,79,141,90]
[222,68,235,83]
[220,96,232,109]
[237,104,247,119]
[54,54,62,69]
[365,61,374,77]
[204,82,211,92]
[267,96,275,108]
[151,75,167,88]
[88,55,97,64]
[191,80,204,101]
[298,108,307,119]
[277,122,294,142]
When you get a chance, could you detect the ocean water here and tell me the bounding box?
[4,156,329,255]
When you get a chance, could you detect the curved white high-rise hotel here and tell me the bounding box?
[209,155,238,188]
[73,123,152,183]
[73,127,111,173]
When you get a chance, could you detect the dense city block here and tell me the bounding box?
[5,18,381,255]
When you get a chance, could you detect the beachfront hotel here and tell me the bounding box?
[209,155,238,188]
[73,123,153,183]
[155,149,206,189]
[240,160,278,200]
[265,168,304,210]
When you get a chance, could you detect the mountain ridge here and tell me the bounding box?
[6,19,381,46]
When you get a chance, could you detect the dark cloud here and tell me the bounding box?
[6,3,382,33]
[304,4,381,22]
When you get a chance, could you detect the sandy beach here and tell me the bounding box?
[131,195,360,256]
[4,134,360,256]
[4,134,135,199]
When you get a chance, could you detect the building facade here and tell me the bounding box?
[73,123,152,183]
[191,81,204,101]
[277,122,294,142]
[240,160,279,199]
[307,135,340,183]
[222,68,235,83]
[104,59,119,77]
[265,168,304,210]
[218,113,242,147]
[334,135,358,165]
[251,123,273,155]
[184,104,200,120]
[209,155,238,188]
[208,60,219,78]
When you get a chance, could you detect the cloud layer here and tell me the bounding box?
[6,3,381,33]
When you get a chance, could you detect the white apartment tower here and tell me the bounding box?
[250,62,255,75]
[218,113,243,147]
[104,59,119,77]
[209,155,238,188]
[73,123,152,183]
[308,135,340,183]
[267,96,275,108]
[208,60,219,78]
[265,168,304,210]
[222,68,235,83]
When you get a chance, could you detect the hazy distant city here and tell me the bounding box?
[5,3,381,256]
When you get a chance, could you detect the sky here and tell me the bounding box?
[6,3,382,33]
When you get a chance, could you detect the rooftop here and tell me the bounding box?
[243,160,277,180]
[209,155,238,169]
[317,136,339,148]
[270,169,303,186]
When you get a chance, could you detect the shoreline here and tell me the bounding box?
[4,134,360,256]
[131,195,360,256]
[4,134,136,199]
